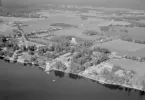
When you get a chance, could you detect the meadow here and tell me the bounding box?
[97,39,145,57]
[107,59,145,76]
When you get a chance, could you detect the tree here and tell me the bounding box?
[93,47,111,54]
[28,51,34,55]
[0,35,7,43]
[28,45,37,51]
[92,70,98,75]
[70,62,81,73]
[19,45,27,51]
[55,61,67,71]
[30,56,37,62]
[112,65,122,72]
[141,80,145,91]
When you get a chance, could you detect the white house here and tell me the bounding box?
[71,37,77,45]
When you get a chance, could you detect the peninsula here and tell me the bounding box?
[1,4,145,92]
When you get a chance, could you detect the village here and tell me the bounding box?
[1,3,145,94]
[0,20,145,92]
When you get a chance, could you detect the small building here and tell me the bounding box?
[71,38,77,45]
[45,61,52,71]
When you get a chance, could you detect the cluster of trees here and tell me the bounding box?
[0,11,40,18]
[141,80,145,91]
[121,35,145,44]
[134,40,145,44]
[100,26,110,32]
[91,52,109,65]
[83,30,104,36]
[124,55,145,62]
[80,16,88,20]
[50,23,77,28]
[130,22,145,27]
[78,40,93,48]
[0,35,20,57]
[54,61,67,71]
[69,48,110,73]
[101,68,126,84]
[93,47,111,54]
[73,48,92,61]
[112,65,123,72]
[69,48,93,73]
[121,35,133,42]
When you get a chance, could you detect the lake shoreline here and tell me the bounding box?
[0,54,144,93]
[46,68,144,92]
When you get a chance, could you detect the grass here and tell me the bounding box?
[50,23,77,28]
[53,28,104,40]
[97,39,145,57]
[98,39,145,52]
[107,59,145,76]
[30,38,55,45]
[0,24,16,36]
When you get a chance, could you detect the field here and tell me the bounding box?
[97,20,130,27]
[0,24,16,36]
[97,39,145,57]
[1,8,145,57]
[22,15,89,32]
[107,59,145,76]
[127,27,145,40]
[107,59,145,84]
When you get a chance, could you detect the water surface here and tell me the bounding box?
[0,60,145,100]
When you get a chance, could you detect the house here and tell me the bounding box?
[71,37,77,45]
[45,61,51,71]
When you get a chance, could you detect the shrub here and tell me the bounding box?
[121,36,133,42]
[94,47,111,54]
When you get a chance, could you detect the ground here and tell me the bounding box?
[1,5,145,90]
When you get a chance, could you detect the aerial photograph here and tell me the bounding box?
[1,0,145,100]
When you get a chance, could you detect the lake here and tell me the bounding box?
[0,60,145,100]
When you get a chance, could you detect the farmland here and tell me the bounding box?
[1,4,145,92]
[107,59,145,76]
[97,39,145,57]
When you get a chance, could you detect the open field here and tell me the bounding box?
[107,59,145,76]
[97,20,131,27]
[97,39,145,52]
[21,15,89,33]
[127,27,145,40]
[97,39,145,57]
[52,28,105,40]
[0,24,16,36]
[0,16,44,22]
[105,27,145,41]
[20,15,109,33]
